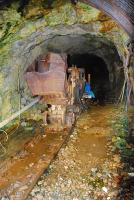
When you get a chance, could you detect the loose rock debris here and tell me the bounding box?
[28,105,124,200]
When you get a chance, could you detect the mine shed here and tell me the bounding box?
[0,0,134,199]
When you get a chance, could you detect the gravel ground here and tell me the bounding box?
[28,106,122,200]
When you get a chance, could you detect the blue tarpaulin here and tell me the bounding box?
[84,82,95,98]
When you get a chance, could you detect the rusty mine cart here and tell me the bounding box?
[25,52,87,129]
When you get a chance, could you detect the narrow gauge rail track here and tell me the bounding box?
[0,124,74,200]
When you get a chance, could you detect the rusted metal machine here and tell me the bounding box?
[25,53,67,105]
[25,52,86,129]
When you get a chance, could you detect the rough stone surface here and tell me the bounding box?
[0,1,128,121]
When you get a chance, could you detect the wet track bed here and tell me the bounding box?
[28,105,124,200]
[0,121,71,200]
[0,105,133,200]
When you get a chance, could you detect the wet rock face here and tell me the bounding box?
[0,1,128,121]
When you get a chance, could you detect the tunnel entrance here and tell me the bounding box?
[67,54,110,102]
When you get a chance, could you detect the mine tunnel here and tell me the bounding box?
[24,31,124,108]
[67,54,110,102]
[0,26,130,200]
[0,0,134,199]
[26,46,123,106]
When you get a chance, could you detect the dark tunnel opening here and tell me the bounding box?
[67,54,111,102]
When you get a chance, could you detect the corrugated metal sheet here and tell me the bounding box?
[82,0,134,38]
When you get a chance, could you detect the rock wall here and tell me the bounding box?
[0,1,129,122]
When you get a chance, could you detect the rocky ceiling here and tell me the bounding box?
[0,0,134,37]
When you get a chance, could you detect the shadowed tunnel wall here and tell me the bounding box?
[0,19,126,121]
[67,54,111,100]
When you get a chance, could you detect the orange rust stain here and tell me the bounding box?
[97,12,118,33]
[100,20,117,33]
[97,12,111,21]
[0,127,69,199]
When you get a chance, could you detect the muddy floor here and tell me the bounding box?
[0,120,71,200]
[28,105,123,200]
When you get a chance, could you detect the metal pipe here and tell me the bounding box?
[0,97,40,129]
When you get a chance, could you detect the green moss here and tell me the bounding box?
[0,7,22,43]
[10,93,20,112]
[44,1,100,26]
[1,93,12,120]
[0,74,4,89]
[0,0,129,68]
[112,111,130,154]
[76,2,100,23]
[87,177,104,188]
[45,3,77,26]
[19,21,37,37]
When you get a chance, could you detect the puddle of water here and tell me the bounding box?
[41,105,115,185]
[0,124,35,160]
[75,134,107,160]
[70,106,112,172]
